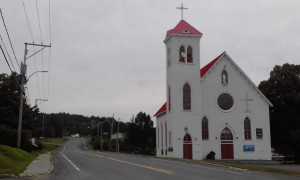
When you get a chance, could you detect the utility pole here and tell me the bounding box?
[99,122,103,151]
[116,118,120,153]
[109,114,114,152]
[35,99,48,138]
[17,42,51,148]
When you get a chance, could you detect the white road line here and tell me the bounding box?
[62,154,81,173]
[149,158,242,175]
[75,149,104,158]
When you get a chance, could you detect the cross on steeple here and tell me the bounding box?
[176,3,188,20]
[241,93,254,113]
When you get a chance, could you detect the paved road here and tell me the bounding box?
[41,138,299,180]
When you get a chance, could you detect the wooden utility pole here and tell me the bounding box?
[17,43,51,148]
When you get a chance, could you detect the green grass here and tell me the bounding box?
[201,160,300,176]
[0,145,36,175]
[0,138,67,175]
[40,137,67,145]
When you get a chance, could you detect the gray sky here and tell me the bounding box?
[1,0,299,123]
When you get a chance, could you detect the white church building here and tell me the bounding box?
[154,17,272,160]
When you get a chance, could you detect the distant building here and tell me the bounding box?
[154,18,272,160]
[111,133,125,140]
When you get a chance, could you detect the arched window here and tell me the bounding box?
[220,127,233,140]
[221,70,228,85]
[167,48,171,67]
[183,83,191,110]
[244,118,252,140]
[202,117,209,140]
[179,45,185,62]
[187,46,193,63]
[157,125,159,149]
[161,123,163,148]
[165,122,167,149]
[168,85,171,112]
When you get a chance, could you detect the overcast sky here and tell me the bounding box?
[1,0,299,123]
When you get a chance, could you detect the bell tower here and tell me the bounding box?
[164,16,203,159]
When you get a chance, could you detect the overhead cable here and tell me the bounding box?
[0,8,20,69]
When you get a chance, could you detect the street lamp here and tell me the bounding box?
[26,71,48,82]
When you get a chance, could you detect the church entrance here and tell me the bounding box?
[220,128,234,159]
[183,133,192,159]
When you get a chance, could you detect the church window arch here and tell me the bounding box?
[202,117,209,140]
[179,45,185,62]
[187,46,193,63]
[157,125,159,149]
[183,83,191,110]
[165,122,167,149]
[168,85,171,112]
[161,123,163,149]
[167,48,171,67]
[221,70,228,85]
[244,118,252,140]
[220,127,233,140]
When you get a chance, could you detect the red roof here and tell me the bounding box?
[154,103,166,117]
[154,52,224,117]
[200,52,224,77]
[167,20,202,36]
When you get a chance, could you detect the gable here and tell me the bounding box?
[201,52,273,107]
[154,52,272,117]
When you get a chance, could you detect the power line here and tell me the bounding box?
[45,0,52,114]
[0,34,16,72]
[0,8,20,69]
[35,0,43,43]
[48,0,52,44]
[21,0,41,102]
[21,0,34,42]
[0,43,20,86]
[0,43,14,73]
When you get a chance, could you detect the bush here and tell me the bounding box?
[206,151,216,160]
[0,125,34,152]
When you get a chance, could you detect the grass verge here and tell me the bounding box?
[201,160,300,176]
[0,138,67,175]
[0,145,36,175]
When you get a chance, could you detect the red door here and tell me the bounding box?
[220,128,234,159]
[221,142,234,159]
[183,133,192,159]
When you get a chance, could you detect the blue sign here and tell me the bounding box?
[243,145,255,152]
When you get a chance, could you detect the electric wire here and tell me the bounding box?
[48,0,52,44]
[0,8,20,69]
[0,43,13,73]
[45,0,52,114]
[0,34,16,72]
[35,0,45,100]
[0,43,20,86]
[21,0,34,42]
[21,0,42,103]
[35,0,43,43]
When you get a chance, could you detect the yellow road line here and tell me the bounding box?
[108,158,174,175]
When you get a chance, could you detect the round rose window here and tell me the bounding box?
[217,93,234,111]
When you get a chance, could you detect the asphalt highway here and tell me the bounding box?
[41,138,299,180]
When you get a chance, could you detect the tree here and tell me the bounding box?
[0,72,39,150]
[125,112,156,154]
[258,63,300,163]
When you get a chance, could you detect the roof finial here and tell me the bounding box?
[176,3,188,20]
